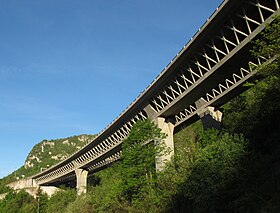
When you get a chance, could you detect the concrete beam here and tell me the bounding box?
[154,117,174,172]
[75,168,88,195]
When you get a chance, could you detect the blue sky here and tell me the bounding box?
[0,0,223,178]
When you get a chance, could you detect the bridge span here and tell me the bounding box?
[28,0,279,194]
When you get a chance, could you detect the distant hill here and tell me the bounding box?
[1,134,96,184]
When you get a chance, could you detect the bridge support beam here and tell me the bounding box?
[75,168,88,195]
[144,104,157,120]
[154,117,174,172]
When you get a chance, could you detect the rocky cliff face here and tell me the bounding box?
[24,134,96,173]
[0,134,96,185]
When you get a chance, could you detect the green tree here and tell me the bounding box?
[252,15,279,71]
[223,15,280,148]
[219,15,280,212]
[89,167,126,213]
[36,188,49,213]
[0,190,37,213]
[65,194,94,213]
[183,130,247,212]
[46,189,76,213]
[119,119,166,205]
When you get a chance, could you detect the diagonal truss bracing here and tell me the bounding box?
[149,0,279,115]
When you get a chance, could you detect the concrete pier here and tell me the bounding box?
[197,106,223,129]
[75,169,88,195]
[195,98,222,129]
[154,117,174,172]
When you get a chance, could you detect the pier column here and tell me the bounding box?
[75,169,88,195]
[154,117,174,172]
[197,106,223,129]
[195,98,223,130]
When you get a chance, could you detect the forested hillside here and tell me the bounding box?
[0,134,96,185]
[0,15,279,213]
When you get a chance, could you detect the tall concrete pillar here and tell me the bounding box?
[153,117,174,172]
[31,178,38,188]
[75,168,88,195]
[197,106,223,129]
[195,98,223,130]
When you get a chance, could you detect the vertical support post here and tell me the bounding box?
[195,98,223,130]
[31,178,39,188]
[197,106,223,129]
[153,117,174,172]
[75,168,88,195]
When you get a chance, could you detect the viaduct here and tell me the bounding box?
[8,0,280,195]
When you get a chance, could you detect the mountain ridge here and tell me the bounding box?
[1,134,96,184]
